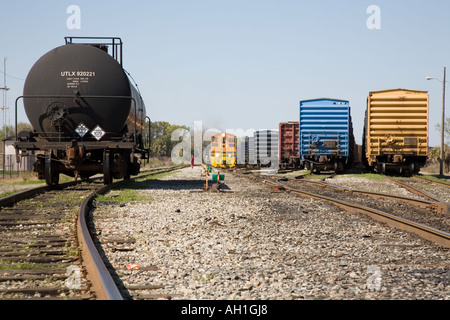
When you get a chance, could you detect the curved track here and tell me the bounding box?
[235,171,450,249]
[0,165,182,300]
[0,179,98,299]
[387,176,449,208]
[414,176,450,189]
[78,165,183,300]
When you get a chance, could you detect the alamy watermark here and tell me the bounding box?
[65,265,82,290]
[65,5,380,32]
[171,121,279,172]
[67,5,81,30]
[366,5,381,30]
[366,265,382,291]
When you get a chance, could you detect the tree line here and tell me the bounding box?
[143,121,191,157]
[0,123,33,142]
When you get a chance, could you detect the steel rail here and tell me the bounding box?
[0,165,184,300]
[413,176,450,188]
[78,165,184,300]
[386,177,449,214]
[0,179,86,207]
[286,177,448,215]
[78,181,123,300]
[243,173,450,249]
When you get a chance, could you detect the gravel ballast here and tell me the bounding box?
[92,167,449,300]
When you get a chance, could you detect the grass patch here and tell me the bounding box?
[94,169,178,205]
[14,179,46,185]
[0,190,21,199]
[0,262,67,270]
[344,173,386,181]
[95,188,148,204]
[418,175,450,184]
[136,170,179,182]
[305,174,333,180]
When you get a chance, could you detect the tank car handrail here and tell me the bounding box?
[64,37,123,66]
[15,95,138,144]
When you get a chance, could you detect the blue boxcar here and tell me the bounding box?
[299,98,354,173]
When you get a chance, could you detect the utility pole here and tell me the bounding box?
[0,58,10,129]
[0,57,9,178]
[426,67,447,177]
[439,67,446,177]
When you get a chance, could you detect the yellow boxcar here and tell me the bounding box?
[210,133,237,168]
[364,88,429,175]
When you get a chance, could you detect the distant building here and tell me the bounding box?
[2,136,36,172]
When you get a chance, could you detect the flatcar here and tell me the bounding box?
[363,89,428,175]
[299,98,354,173]
[14,37,147,186]
[210,132,237,168]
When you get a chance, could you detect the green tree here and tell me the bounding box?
[433,117,450,172]
[0,123,33,142]
[143,121,190,157]
[429,145,450,172]
[435,117,450,141]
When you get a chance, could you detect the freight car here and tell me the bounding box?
[251,130,279,168]
[363,89,428,175]
[279,122,300,168]
[210,132,237,168]
[236,136,249,166]
[299,98,354,173]
[13,37,147,186]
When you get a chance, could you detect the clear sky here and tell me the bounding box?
[1,0,449,146]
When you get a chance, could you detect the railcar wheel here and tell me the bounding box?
[103,150,112,185]
[45,151,59,187]
[124,153,131,180]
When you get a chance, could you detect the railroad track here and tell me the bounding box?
[391,176,450,205]
[235,171,450,249]
[0,179,97,300]
[0,165,182,300]
[79,165,184,300]
[414,175,450,188]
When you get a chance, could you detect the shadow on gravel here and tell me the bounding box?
[120,179,231,191]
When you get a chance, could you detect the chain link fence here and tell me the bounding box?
[0,154,36,179]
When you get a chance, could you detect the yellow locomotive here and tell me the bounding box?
[209,132,237,168]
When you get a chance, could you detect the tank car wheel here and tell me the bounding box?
[124,153,131,180]
[103,150,113,185]
[45,151,59,187]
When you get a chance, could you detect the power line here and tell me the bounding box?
[0,70,25,81]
